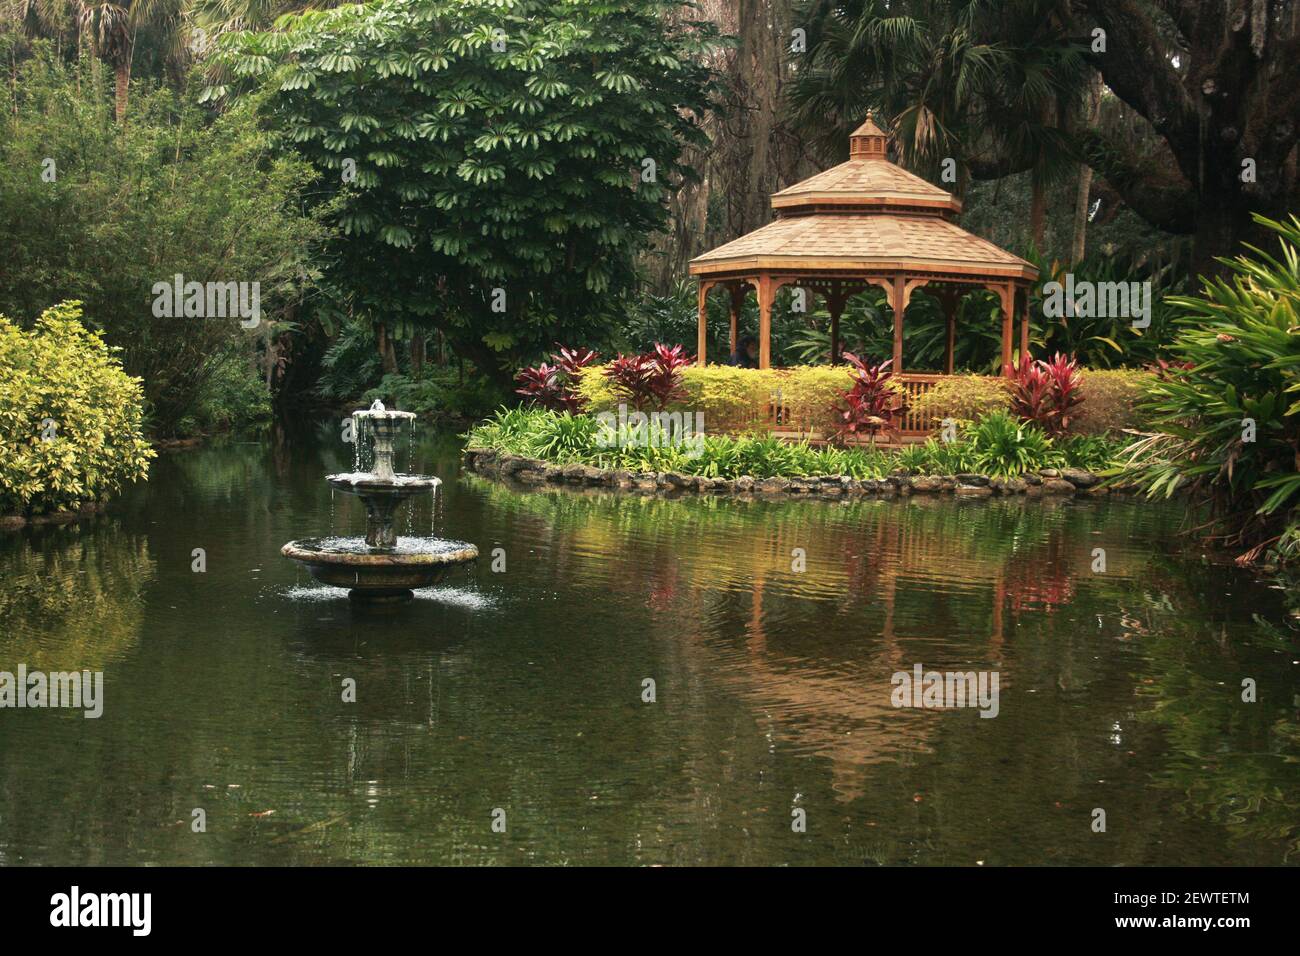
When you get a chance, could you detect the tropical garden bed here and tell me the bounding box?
[463,405,1129,501]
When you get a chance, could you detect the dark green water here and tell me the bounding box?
[1,424,1297,866]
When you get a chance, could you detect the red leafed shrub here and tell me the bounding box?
[831,353,904,445]
[555,346,600,381]
[603,343,693,411]
[1007,352,1083,436]
[515,346,599,412]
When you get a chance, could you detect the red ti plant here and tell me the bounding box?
[603,343,693,411]
[1007,352,1083,437]
[555,346,600,381]
[831,353,903,445]
[515,346,600,413]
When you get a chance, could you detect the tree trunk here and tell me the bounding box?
[1029,174,1047,251]
[1069,165,1093,264]
[1078,0,1299,279]
[1071,73,1102,264]
[410,332,426,379]
[376,323,398,375]
[114,61,130,124]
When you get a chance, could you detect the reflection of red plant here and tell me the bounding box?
[831,354,902,444]
[1007,569,1076,613]
[1006,538,1077,614]
[1006,352,1082,437]
[604,343,692,411]
[515,346,599,412]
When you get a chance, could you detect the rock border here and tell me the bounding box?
[463,449,1129,501]
[0,501,107,531]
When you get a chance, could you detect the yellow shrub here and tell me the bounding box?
[576,362,902,436]
[910,375,1011,427]
[681,366,777,433]
[0,301,155,515]
[1074,369,1153,435]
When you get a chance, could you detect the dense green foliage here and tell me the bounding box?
[362,369,505,425]
[0,53,329,436]
[466,405,1121,480]
[0,301,154,514]
[212,0,719,384]
[1121,215,1300,563]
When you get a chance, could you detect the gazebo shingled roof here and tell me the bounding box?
[688,113,1038,374]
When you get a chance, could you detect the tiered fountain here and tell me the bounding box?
[281,401,478,603]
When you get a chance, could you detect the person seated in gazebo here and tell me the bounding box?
[728,334,759,368]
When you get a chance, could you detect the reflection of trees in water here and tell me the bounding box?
[1126,564,1300,862]
[0,523,154,671]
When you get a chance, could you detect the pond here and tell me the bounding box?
[1,423,1297,866]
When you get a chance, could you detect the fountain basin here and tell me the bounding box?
[282,537,478,603]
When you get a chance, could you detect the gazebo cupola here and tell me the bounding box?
[849,112,888,159]
[688,113,1037,375]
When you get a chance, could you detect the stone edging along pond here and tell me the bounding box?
[463,448,1130,501]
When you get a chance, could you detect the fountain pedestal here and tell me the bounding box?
[281,401,478,603]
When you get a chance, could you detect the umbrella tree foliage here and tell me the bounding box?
[209,0,720,386]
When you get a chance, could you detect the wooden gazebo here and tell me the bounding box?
[688,114,1038,377]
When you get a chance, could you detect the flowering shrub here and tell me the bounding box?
[603,343,693,411]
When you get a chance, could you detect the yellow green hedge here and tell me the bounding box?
[575,364,887,435]
[574,364,1152,437]
[1073,369,1154,435]
[910,374,1011,426]
[908,369,1153,435]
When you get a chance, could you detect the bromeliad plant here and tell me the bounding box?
[603,343,693,411]
[1120,214,1300,563]
[830,354,904,445]
[1007,352,1083,437]
[515,347,599,413]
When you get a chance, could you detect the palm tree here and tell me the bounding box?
[5,0,184,121]
[789,0,1089,251]
[188,0,345,35]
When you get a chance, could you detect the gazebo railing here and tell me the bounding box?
[761,372,943,443]
[895,373,943,437]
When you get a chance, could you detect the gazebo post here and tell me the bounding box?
[696,281,709,367]
[1018,286,1030,363]
[757,273,773,369]
[728,282,745,358]
[827,282,846,365]
[997,283,1014,375]
[940,287,958,374]
[891,276,906,372]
